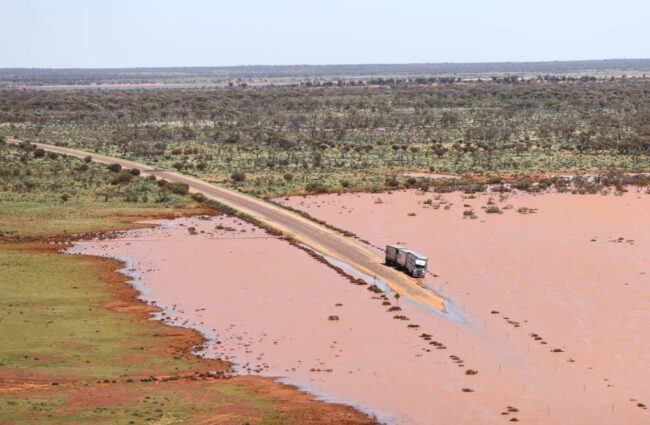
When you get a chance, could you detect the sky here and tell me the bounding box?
[1,0,649,68]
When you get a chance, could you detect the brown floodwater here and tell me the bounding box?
[68,189,650,424]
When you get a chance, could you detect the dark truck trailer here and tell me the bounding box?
[385,245,428,278]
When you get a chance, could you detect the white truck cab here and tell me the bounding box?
[385,245,428,278]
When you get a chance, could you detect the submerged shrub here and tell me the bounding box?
[485,206,503,214]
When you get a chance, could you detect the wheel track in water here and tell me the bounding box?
[10,140,447,312]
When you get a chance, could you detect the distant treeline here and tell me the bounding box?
[1,59,649,86]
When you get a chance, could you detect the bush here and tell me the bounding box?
[463,184,487,194]
[47,152,58,160]
[283,173,294,182]
[83,155,92,163]
[191,192,207,202]
[485,206,503,214]
[231,171,246,182]
[168,182,189,195]
[110,170,134,185]
[129,168,141,176]
[33,148,46,158]
[385,176,400,187]
[513,179,532,191]
[340,179,351,188]
[305,182,328,193]
[107,163,122,173]
[417,180,431,192]
[60,194,70,202]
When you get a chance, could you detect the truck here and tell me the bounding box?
[385,245,428,278]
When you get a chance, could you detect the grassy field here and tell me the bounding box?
[0,143,201,239]
[0,143,373,424]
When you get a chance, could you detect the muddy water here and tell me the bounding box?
[68,190,650,424]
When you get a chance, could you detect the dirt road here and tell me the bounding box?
[11,141,446,311]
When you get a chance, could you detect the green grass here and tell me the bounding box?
[0,381,292,424]
[0,243,208,379]
[0,144,195,239]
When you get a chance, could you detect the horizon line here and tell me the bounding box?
[2,57,650,71]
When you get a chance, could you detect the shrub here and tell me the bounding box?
[83,155,92,163]
[168,182,189,195]
[485,206,503,214]
[129,168,141,176]
[283,173,294,182]
[517,207,538,214]
[463,184,486,194]
[33,148,46,158]
[110,170,134,185]
[305,182,328,193]
[417,179,431,191]
[231,171,246,182]
[191,192,207,202]
[60,194,70,202]
[47,152,58,160]
[385,176,400,187]
[513,179,532,191]
[340,179,350,188]
[107,163,122,173]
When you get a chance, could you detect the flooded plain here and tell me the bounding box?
[69,189,650,424]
